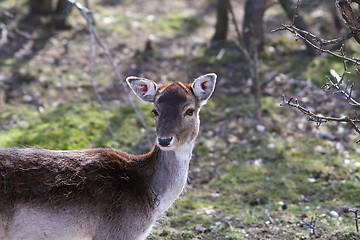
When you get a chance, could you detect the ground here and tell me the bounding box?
[1,0,360,239]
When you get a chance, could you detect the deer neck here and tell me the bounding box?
[150,140,195,214]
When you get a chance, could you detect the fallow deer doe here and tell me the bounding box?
[0,73,217,240]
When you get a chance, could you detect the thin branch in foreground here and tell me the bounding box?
[92,31,154,133]
[65,0,154,146]
[349,208,360,234]
[228,0,252,65]
[321,46,360,106]
[280,95,360,138]
[298,213,323,238]
[0,22,8,44]
[228,0,262,119]
[272,24,359,66]
[325,75,360,107]
[271,24,353,47]
[66,0,114,137]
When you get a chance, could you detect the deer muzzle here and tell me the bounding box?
[157,136,174,148]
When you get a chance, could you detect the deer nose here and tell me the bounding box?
[157,137,173,147]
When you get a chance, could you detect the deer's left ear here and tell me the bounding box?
[126,76,157,103]
[192,73,217,103]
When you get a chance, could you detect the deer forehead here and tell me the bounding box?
[155,82,198,109]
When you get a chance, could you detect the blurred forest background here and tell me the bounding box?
[1,0,360,239]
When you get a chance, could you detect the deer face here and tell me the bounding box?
[127,74,216,151]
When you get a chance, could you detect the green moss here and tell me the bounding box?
[154,12,183,33]
[96,9,129,34]
[0,0,26,8]
[0,59,22,66]
[0,102,154,151]
[338,181,360,202]
[192,47,243,68]
[150,12,202,35]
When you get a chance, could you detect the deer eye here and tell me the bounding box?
[152,109,159,117]
[185,108,195,116]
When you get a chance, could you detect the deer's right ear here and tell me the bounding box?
[192,73,217,103]
[126,77,157,103]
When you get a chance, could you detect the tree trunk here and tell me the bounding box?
[29,0,53,15]
[335,0,360,45]
[53,0,71,29]
[242,0,266,119]
[243,0,266,52]
[252,51,262,120]
[212,0,230,41]
[329,2,343,31]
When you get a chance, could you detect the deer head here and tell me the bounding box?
[126,73,216,151]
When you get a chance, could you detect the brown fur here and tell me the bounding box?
[0,147,158,208]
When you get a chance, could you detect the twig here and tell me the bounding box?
[0,22,8,44]
[265,209,275,224]
[65,0,154,145]
[273,24,354,47]
[14,28,31,39]
[66,0,115,137]
[325,75,360,106]
[228,0,253,65]
[298,213,322,238]
[281,95,360,136]
[92,32,154,133]
[349,208,360,234]
[90,18,154,146]
[272,24,359,66]
[228,0,262,119]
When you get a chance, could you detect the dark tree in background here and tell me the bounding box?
[28,0,71,29]
[29,0,53,14]
[243,0,267,52]
[212,0,230,41]
[240,0,268,119]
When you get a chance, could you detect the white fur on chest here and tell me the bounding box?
[155,141,194,214]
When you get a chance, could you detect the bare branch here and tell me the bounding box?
[349,208,360,233]
[298,213,323,238]
[65,0,154,145]
[272,24,359,65]
[281,95,360,134]
[92,32,154,133]
[325,76,360,107]
[0,22,8,44]
[228,0,253,65]
[65,0,115,137]
[272,25,353,47]
[228,0,262,119]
